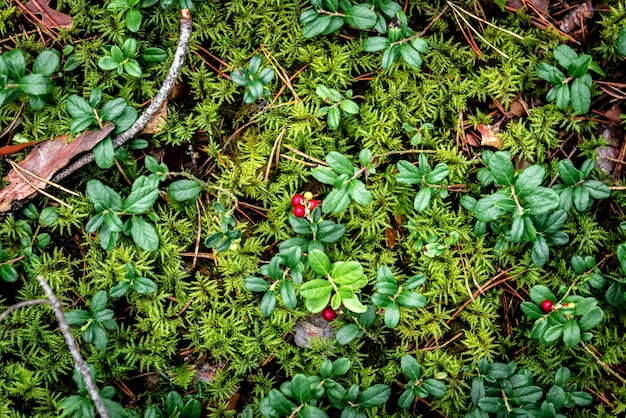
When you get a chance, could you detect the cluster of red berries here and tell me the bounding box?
[291,191,319,218]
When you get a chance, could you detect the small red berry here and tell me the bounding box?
[322,307,336,321]
[292,194,304,206]
[308,199,319,210]
[292,205,306,218]
[541,299,553,313]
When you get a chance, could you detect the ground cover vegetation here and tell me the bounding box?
[1,0,626,416]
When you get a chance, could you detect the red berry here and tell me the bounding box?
[308,199,319,210]
[322,307,336,321]
[541,299,553,313]
[292,194,304,206]
[292,205,306,218]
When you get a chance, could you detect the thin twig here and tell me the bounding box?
[52,9,193,184]
[35,275,110,418]
[581,342,626,385]
[0,299,48,323]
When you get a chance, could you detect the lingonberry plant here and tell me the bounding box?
[0,48,60,109]
[552,159,611,212]
[311,149,373,214]
[315,85,360,130]
[536,45,605,114]
[230,54,275,104]
[396,154,450,212]
[460,151,569,267]
[258,357,390,418]
[465,359,591,417]
[65,290,117,350]
[521,285,604,347]
[371,266,427,328]
[98,38,167,78]
[398,355,447,408]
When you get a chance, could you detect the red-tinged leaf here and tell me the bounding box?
[0,123,114,212]
[0,141,37,156]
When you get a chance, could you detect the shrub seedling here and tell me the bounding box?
[398,355,447,408]
[536,45,605,114]
[98,38,166,78]
[552,159,611,212]
[65,290,117,350]
[0,48,60,109]
[230,54,275,104]
[315,85,360,130]
[371,266,427,328]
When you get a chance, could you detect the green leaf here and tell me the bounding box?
[326,152,354,175]
[554,84,570,109]
[123,176,159,214]
[475,191,516,222]
[384,302,400,328]
[347,179,372,206]
[300,279,333,299]
[132,276,157,294]
[309,249,331,275]
[260,291,277,317]
[311,166,337,185]
[279,280,297,309]
[33,50,60,76]
[100,97,128,121]
[396,160,421,184]
[0,264,18,282]
[567,54,591,78]
[3,49,25,79]
[557,159,581,185]
[514,165,545,197]
[531,235,550,267]
[125,8,142,32]
[413,187,433,211]
[317,221,345,243]
[425,164,449,184]
[322,187,351,214]
[244,277,270,292]
[230,69,249,86]
[488,152,515,186]
[65,309,91,325]
[140,48,167,63]
[510,386,544,404]
[87,180,123,212]
[578,306,603,331]
[423,379,447,398]
[336,324,363,345]
[382,45,399,70]
[124,59,142,77]
[109,282,130,298]
[344,4,377,29]
[327,106,340,129]
[362,36,391,52]
[340,293,367,313]
[66,94,93,118]
[268,389,296,415]
[583,180,610,200]
[563,319,580,347]
[398,389,415,409]
[99,56,121,71]
[167,180,201,202]
[399,44,423,69]
[401,355,422,380]
[302,15,333,38]
[93,137,115,169]
[411,37,429,53]
[291,374,311,404]
[340,99,359,115]
[536,63,564,84]
[396,291,426,308]
[570,78,590,114]
[125,217,157,251]
[357,384,391,408]
[331,261,364,286]
[553,45,578,68]
[524,187,560,215]
[121,38,138,58]
[299,405,328,418]
[530,286,557,308]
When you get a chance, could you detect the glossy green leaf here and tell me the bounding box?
[167,180,201,202]
[401,355,422,380]
[488,152,515,186]
[302,15,333,38]
[128,216,159,251]
[33,50,60,76]
[344,4,377,29]
[362,36,390,52]
[399,43,423,69]
[260,291,277,317]
[358,384,391,408]
[570,78,590,114]
[384,302,400,328]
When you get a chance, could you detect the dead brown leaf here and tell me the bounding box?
[477,124,503,149]
[25,0,73,30]
[140,99,168,135]
[0,123,114,212]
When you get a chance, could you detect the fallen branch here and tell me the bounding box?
[0,298,48,323]
[35,275,110,418]
[52,9,192,184]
